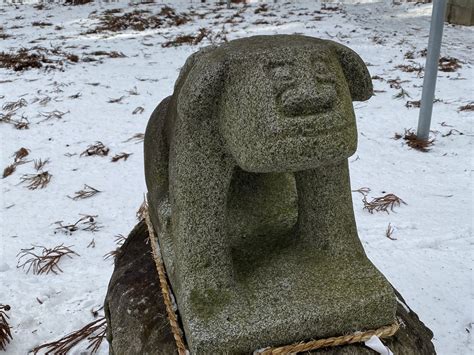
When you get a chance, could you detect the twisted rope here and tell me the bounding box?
[255,322,399,354]
[145,208,188,355]
[144,204,398,355]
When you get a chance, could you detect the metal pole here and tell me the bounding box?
[417,0,448,140]
[227,0,231,9]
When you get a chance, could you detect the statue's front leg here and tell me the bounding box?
[294,160,365,257]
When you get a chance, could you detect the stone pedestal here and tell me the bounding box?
[446,0,474,26]
[104,221,436,355]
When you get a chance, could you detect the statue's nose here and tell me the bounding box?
[280,85,335,117]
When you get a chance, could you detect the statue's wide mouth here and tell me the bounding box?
[272,111,351,137]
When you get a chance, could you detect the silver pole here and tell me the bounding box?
[227,0,231,9]
[417,0,448,140]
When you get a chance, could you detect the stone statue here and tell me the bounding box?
[144,35,396,353]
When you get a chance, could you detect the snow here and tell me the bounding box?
[0,1,472,354]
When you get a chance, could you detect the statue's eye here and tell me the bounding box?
[271,65,292,81]
[264,62,295,84]
[312,59,335,83]
[313,62,327,74]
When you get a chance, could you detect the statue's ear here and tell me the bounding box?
[327,40,373,101]
[175,47,227,119]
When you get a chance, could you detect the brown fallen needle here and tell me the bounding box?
[31,316,106,354]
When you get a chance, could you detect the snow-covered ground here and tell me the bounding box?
[0,1,472,354]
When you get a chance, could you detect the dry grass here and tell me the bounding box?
[14,147,29,162]
[385,223,396,240]
[111,152,132,162]
[352,187,371,197]
[254,4,269,14]
[404,51,415,60]
[86,6,189,34]
[395,64,423,75]
[0,304,12,351]
[136,195,147,221]
[132,106,144,115]
[107,95,125,104]
[54,214,101,234]
[17,244,79,275]
[68,92,82,99]
[41,109,68,119]
[34,158,50,171]
[2,164,16,179]
[438,56,462,72]
[0,27,11,40]
[371,75,384,81]
[395,128,435,152]
[387,78,409,90]
[363,193,407,214]
[458,103,474,112]
[0,49,44,71]
[127,86,139,95]
[0,112,13,124]
[68,184,101,200]
[32,21,53,27]
[123,133,144,144]
[162,28,209,47]
[0,112,26,129]
[89,50,126,58]
[12,115,30,129]
[19,171,52,189]
[3,148,30,179]
[32,95,51,106]
[405,100,420,108]
[31,316,106,354]
[39,109,69,122]
[0,47,79,71]
[442,128,464,137]
[393,88,411,99]
[104,234,127,260]
[80,141,110,157]
[406,99,440,109]
[3,98,27,112]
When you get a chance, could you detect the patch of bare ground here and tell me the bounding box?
[162,27,228,47]
[85,6,189,35]
[394,128,434,152]
[438,56,462,72]
[0,47,79,71]
[162,28,210,47]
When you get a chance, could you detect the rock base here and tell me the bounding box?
[446,0,474,26]
[104,221,436,355]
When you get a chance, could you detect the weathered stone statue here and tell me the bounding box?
[143,35,396,353]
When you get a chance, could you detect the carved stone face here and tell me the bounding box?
[219,45,358,173]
